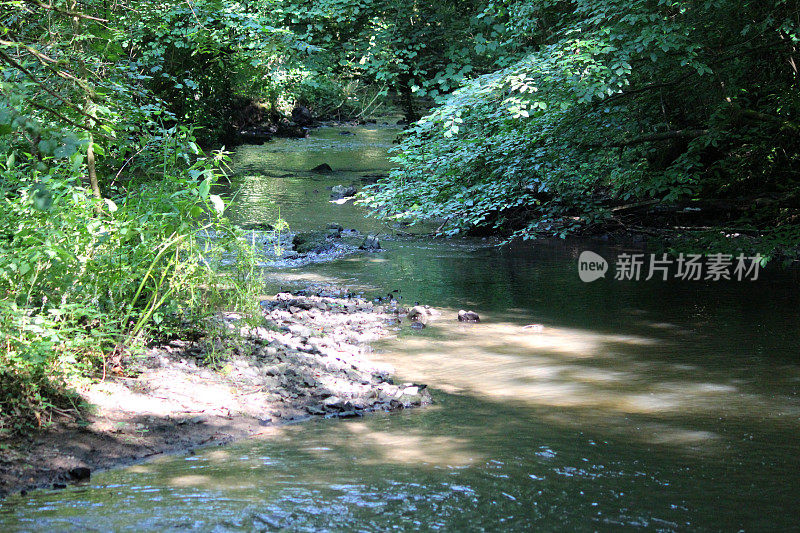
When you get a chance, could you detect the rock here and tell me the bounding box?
[291,105,313,126]
[409,321,426,330]
[311,163,333,174]
[323,396,349,411]
[276,118,310,138]
[457,310,480,323]
[394,384,432,407]
[306,404,326,415]
[263,363,290,376]
[330,185,357,200]
[68,467,91,481]
[288,126,311,138]
[359,235,382,251]
[339,130,354,135]
[407,306,433,325]
[292,231,334,254]
[326,223,344,238]
[53,483,67,490]
[288,324,313,338]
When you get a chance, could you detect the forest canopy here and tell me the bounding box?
[359,0,800,258]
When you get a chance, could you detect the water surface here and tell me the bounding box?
[2,125,799,531]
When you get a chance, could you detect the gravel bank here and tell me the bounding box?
[0,287,431,497]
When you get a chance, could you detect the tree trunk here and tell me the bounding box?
[70,0,102,200]
[399,79,419,123]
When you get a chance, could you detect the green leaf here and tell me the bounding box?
[198,178,211,198]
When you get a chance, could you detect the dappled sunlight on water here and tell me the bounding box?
[336,421,479,467]
[371,317,800,454]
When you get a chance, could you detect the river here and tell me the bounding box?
[2,123,799,531]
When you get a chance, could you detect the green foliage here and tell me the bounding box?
[0,0,284,431]
[125,0,295,144]
[271,0,516,119]
[0,136,267,431]
[363,0,800,254]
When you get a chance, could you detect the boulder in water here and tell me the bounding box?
[311,163,333,174]
[457,310,480,323]
[326,223,344,237]
[330,185,357,200]
[407,305,439,325]
[359,235,381,251]
[68,467,91,481]
[394,383,432,407]
[238,128,272,145]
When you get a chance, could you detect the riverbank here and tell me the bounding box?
[0,288,432,498]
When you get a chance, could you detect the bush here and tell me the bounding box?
[0,135,264,432]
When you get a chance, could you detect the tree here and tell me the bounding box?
[363,0,800,257]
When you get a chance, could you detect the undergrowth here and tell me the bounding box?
[0,140,272,434]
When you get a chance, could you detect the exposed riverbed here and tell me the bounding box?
[2,123,799,531]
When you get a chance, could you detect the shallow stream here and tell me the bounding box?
[2,124,799,531]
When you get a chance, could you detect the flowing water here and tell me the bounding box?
[2,124,800,531]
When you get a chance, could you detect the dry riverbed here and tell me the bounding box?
[0,287,432,497]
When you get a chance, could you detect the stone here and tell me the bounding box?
[306,404,326,415]
[330,185,357,200]
[263,363,290,376]
[359,235,382,251]
[238,129,272,145]
[326,223,344,237]
[407,305,438,324]
[360,174,386,185]
[393,384,432,407]
[310,163,333,174]
[288,324,313,338]
[457,310,480,323]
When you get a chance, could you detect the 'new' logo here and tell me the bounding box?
[578,251,608,282]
